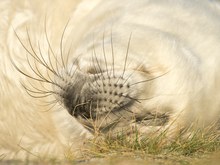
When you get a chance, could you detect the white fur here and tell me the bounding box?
[1,0,220,160]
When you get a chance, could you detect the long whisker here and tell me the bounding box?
[130,70,170,86]
[92,40,104,79]
[37,41,60,78]
[91,54,101,88]
[102,30,110,79]
[121,32,132,79]
[44,19,62,75]
[122,63,145,86]
[11,24,70,107]
[59,19,71,68]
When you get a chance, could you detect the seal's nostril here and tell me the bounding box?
[86,67,103,75]
[87,67,97,74]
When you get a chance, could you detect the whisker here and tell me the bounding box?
[37,41,55,73]
[92,41,104,78]
[135,96,159,101]
[115,102,133,114]
[10,58,46,83]
[122,63,145,86]
[121,32,132,79]
[102,30,110,79]
[44,19,62,74]
[25,81,60,97]
[65,35,80,77]
[22,87,53,99]
[37,41,60,78]
[91,52,102,87]
[59,19,71,69]
[16,26,64,82]
[130,70,170,86]
[25,84,50,95]
[40,101,60,111]
[120,94,141,103]
[110,27,115,77]
[68,57,79,78]
[25,27,44,64]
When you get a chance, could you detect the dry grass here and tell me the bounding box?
[76,124,220,165]
[0,124,219,165]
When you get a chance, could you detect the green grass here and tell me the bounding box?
[77,125,220,164]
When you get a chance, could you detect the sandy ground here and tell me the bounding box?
[0,152,219,165]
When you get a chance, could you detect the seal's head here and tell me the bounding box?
[54,57,150,134]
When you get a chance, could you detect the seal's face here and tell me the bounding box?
[54,56,149,133]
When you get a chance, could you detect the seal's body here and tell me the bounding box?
[1,0,220,160]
